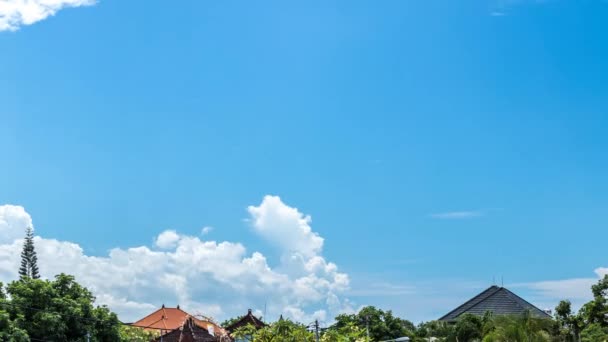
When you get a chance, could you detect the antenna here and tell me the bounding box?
[264,301,267,323]
[501,276,504,287]
[493,276,495,285]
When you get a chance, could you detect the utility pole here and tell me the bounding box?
[314,319,320,342]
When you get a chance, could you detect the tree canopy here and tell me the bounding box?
[2,274,121,341]
[332,305,416,341]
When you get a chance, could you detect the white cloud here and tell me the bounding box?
[430,211,483,219]
[0,199,351,324]
[513,267,608,310]
[0,0,96,31]
[155,230,180,249]
[201,226,213,235]
[0,205,32,243]
[596,267,608,277]
[248,195,324,258]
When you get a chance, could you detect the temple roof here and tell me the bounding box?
[153,317,219,342]
[225,309,266,333]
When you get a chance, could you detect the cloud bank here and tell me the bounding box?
[0,0,96,31]
[0,196,352,323]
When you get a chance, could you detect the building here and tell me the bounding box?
[130,305,226,337]
[153,317,230,342]
[225,309,266,342]
[439,285,552,322]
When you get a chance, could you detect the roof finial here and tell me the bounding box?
[162,304,165,308]
[177,304,180,310]
[501,276,504,288]
[248,308,252,314]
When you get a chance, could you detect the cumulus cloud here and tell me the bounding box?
[201,226,213,235]
[0,205,32,243]
[0,0,96,31]
[248,195,324,258]
[0,198,351,324]
[155,230,180,249]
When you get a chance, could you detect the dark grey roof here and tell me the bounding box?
[439,286,552,322]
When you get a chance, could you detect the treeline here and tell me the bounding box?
[1,273,607,341]
[225,275,608,342]
[2,228,607,341]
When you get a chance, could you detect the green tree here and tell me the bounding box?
[481,312,553,342]
[0,310,29,342]
[18,226,40,279]
[332,306,413,341]
[580,323,608,342]
[416,320,453,340]
[0,282,29,341]
[232,323,259,341]
[555,300,582,341]
[6,274,121,341]
[222,316,242,328]
[119,325,158,342]
[580,275,608,327]
[324,320,366,342]
[449,313,483,342]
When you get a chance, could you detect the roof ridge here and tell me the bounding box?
[162,307,168,330]
[439,286,501,321]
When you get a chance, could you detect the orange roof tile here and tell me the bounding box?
[130,306,225,335]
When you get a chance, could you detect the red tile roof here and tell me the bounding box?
[130,306,225,335]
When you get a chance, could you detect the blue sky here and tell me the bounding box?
[1,0,607,323]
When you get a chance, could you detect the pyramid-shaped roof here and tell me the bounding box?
[130,305,225,335]
[153,317,218,342]
[225,309,266,333]
[439,286,551,322]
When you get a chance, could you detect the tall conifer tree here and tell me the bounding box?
[19,226,40,279]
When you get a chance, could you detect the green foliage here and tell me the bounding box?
[481,312,553,342]
[4,274,121,341]
[550,275,608,342]
[554,300,582,341]
[18,226,40,279]
[119,325,158,342]
[450,313,483,342]
[416,320,452,339]
[580,323,608,342]
[332,306,415,341]
[232,323,259,340]
[325,320,367,341]
[581,275,608,326]
[222,315,242,328]
[0,310,29,342]
[232,319,354,342]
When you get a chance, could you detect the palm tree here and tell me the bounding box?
[482,311,552,342]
